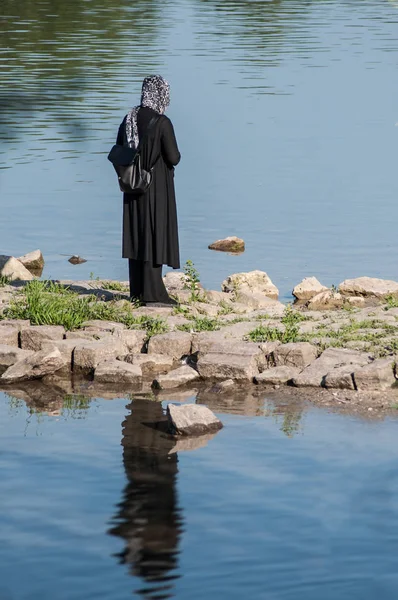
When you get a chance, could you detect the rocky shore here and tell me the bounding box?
[0,264,398,416]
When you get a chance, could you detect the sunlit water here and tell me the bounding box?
[1,389,398,599]
[1,0,398,298]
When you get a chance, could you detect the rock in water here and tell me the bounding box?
[208,237,245,253]
[0,255,34,281]
[338,277,398,299]
[68,255,87,265]
[167,403,223,436]
[17,249,45,275]
[1,348,67,382]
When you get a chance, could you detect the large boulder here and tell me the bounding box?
[17,250,44,275]
[272,342,318,369]
[0,345,33,374]
[292,348,371,388]
[73,340,125,373]
[1,347,67,382]
[147,331,192,360]
[94,359,142,384]
[197,349,263,382]
[353,358,397,390]
[208,237,245,253]
[163,271,189,292]
[292,277,328,302]
[222,270,279,300]
[339,277,398,299]
[152,365,200,389]
[20,325,65,351]
[0,255,34,281]
[167,403,223,436]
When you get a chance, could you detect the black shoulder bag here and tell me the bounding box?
[107,116,160,194]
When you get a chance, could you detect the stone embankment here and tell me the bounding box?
[0,266,398,409]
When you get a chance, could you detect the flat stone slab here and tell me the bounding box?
[0,345,33,373]
[0,326,19,347]
[254,366,300,385]
[152,365,200,389]
[339,277,398,299]
[292,348,371,388]
[73,340,125,373]
[167,403,223,436]
[197,352,261,382]
[94,359,142,384]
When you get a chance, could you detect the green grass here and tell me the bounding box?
[177,317,221,333]
[247,324,300,344]
[100,280,129,292]
[0,275,12,287]
[4,280,168,337]
[385,295,398,309]
[217,300,234,316]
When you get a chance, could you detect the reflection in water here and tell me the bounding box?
[109,399,183,599]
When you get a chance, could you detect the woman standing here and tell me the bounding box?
[116,75,181,306]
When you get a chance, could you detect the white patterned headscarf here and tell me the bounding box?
[126,75,170,149]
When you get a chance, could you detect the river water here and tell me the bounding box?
[1,0,398,298]
[2,388,398,600]
[2,2,398,598]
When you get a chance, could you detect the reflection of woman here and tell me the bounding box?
[116,75,181,307]
[109,399,182,597]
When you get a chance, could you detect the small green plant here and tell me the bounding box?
[183,260,204,302]
[177,317,221,333]
[281,304,307,327]
[89,272,100,282]
[100,280,129,292]
[385,295,398,309]
[0,275,11,287]
[217,300,233,316]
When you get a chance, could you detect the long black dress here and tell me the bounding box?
[116,107,181,270]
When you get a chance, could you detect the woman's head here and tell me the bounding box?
[140,75,170,115]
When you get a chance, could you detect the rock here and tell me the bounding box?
[65,330,112,342]
[94,359,142,384]
[208,236,245,253]
[122,353,174,374]
[152,365,200,389]
[292,277,328,302]
[20,325,65,351]
[82,320,125,332]
[323,366,356,390]
[163,271,188,292]
[205,290,233,305]
[0,326,19,347]
[353,358,397,391]
[0,319,30,331]
[0,345,33,374]
[167,403,223,436]
[17,249,44,275]
[222,270,279,300]
[195,303,220,318]
[68,255,87,265]
[307,290,345,310]
[1,348,67,382]
[73,340,125,373]
[0,255,34,281]
[292,348,371,388]
[41,338,84,365]
[339,277,398,299]
[197,351,262,382]
[254,366,300,385]
[259,341,282,362]
[234,291,284,312]
[147,331,192,360]
[119,330,147,353]
[272,342,318,369]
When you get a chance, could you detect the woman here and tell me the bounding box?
[116,75,181,306]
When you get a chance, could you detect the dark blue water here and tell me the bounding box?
[2,390,398,599]
[1,0,398,299]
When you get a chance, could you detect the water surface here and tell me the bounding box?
[2,389,398,599]
[1,0,398,297]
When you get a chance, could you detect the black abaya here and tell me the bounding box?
[116,107,181,269]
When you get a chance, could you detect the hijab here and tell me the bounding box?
[126,75,170,149]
